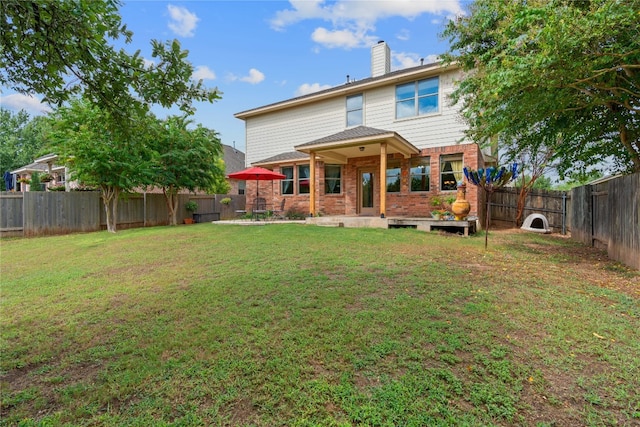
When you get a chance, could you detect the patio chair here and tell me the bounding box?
[271,198,286,220]
[252,197,268,220]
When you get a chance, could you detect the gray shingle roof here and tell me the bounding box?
[296,126,393,148]
[253,151,309,165]
[222,144,245,174]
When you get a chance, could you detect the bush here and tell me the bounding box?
[285,208,306,220]
[185,200,198,213]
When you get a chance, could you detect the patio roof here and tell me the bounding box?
[10,162,50,174]
[294,126,419,164]
[253,151,309,167]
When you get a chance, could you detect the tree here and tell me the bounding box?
[1,0,221,118]
[0,108,50,188]
[49,99,154,232]
[500,137,556,226]
[149,116,228,226]
[442,0,640,178]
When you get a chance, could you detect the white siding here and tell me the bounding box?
[365,70,468,149]
[244,68,469,165]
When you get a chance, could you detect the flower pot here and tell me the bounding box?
[184,218,195,224]
[452,184,471,220]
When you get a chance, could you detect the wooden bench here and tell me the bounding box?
[192,212,220,223]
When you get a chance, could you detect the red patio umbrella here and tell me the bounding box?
[227,166,286,201]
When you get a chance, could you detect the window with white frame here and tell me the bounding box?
[324,165,341,194]
[395,77,439,119]
[410,157,430,192]
[281,166,294,195]
[440,155,463,191]
[346,94,363,127]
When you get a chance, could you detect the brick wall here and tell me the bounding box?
[246,143,484,218]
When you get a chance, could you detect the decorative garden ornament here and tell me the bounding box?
[451,183,471,220]
[463,163,519,249]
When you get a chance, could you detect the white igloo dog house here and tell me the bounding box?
[521,213,552,233]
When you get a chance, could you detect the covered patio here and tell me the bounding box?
[294,126,420,218]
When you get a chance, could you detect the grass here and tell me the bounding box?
[1,223,638,426]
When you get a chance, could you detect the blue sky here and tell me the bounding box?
[1,0,468,153]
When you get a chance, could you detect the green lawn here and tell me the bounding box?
[1,224,638,426]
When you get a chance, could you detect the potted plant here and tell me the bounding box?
[430,196,444,220]
[40,173,53,182]
[184,200,198,224]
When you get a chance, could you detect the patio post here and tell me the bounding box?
[379,142,387,218]
[309,152,316,217]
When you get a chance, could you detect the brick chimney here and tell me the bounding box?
[371,40,390,77]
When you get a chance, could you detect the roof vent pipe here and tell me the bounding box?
[420,58,424,66]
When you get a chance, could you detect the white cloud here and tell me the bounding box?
[396,29,410,41]
[311,27,376,49]
[167,5,199,37]
[295,82,332,96]
[228,68,265,85]
[192,65,216,81]
[241,69,265,84]
[0,93,51,114]
[392,52,440,70]
[142,58,156,69]
[271,0,464,49]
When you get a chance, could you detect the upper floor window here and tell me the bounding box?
[298,164,310,194]
[395,77,439,119]
[324,165,342,194]
[386,162,401,193]
[346,94,363,127]
[440,155,463,191]
[410,157,431,192]
[281,167,294,195]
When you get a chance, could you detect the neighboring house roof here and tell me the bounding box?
[222,144,245,175]
[235,61,459,120]
[10,162,50,174]
[253,151,309,167]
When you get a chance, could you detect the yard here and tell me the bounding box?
[1,223,638,426]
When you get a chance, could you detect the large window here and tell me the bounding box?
[395,77,439,119]
[440,155,463,191]
[324,165,341,194]
[298,164,310,194]
[281,166,294,195]
[410,157,430,192]
[386,162,401,192]
[346,94,363,127]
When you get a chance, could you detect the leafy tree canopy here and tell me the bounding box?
[442,0,640,177]
[0,108,50,184]
[48,99,156,232]
[1,0,221,117]
[149,115,228,225]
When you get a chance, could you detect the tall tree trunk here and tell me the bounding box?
[163,186,179,226]
[101,185,119,233]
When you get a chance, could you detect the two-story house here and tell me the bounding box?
[235,41,487,220]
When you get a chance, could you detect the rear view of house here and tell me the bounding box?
[235,41,489,219]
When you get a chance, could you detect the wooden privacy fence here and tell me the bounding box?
[490,187,572,234]
[0,192,246,238]
[570,173,639,270]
